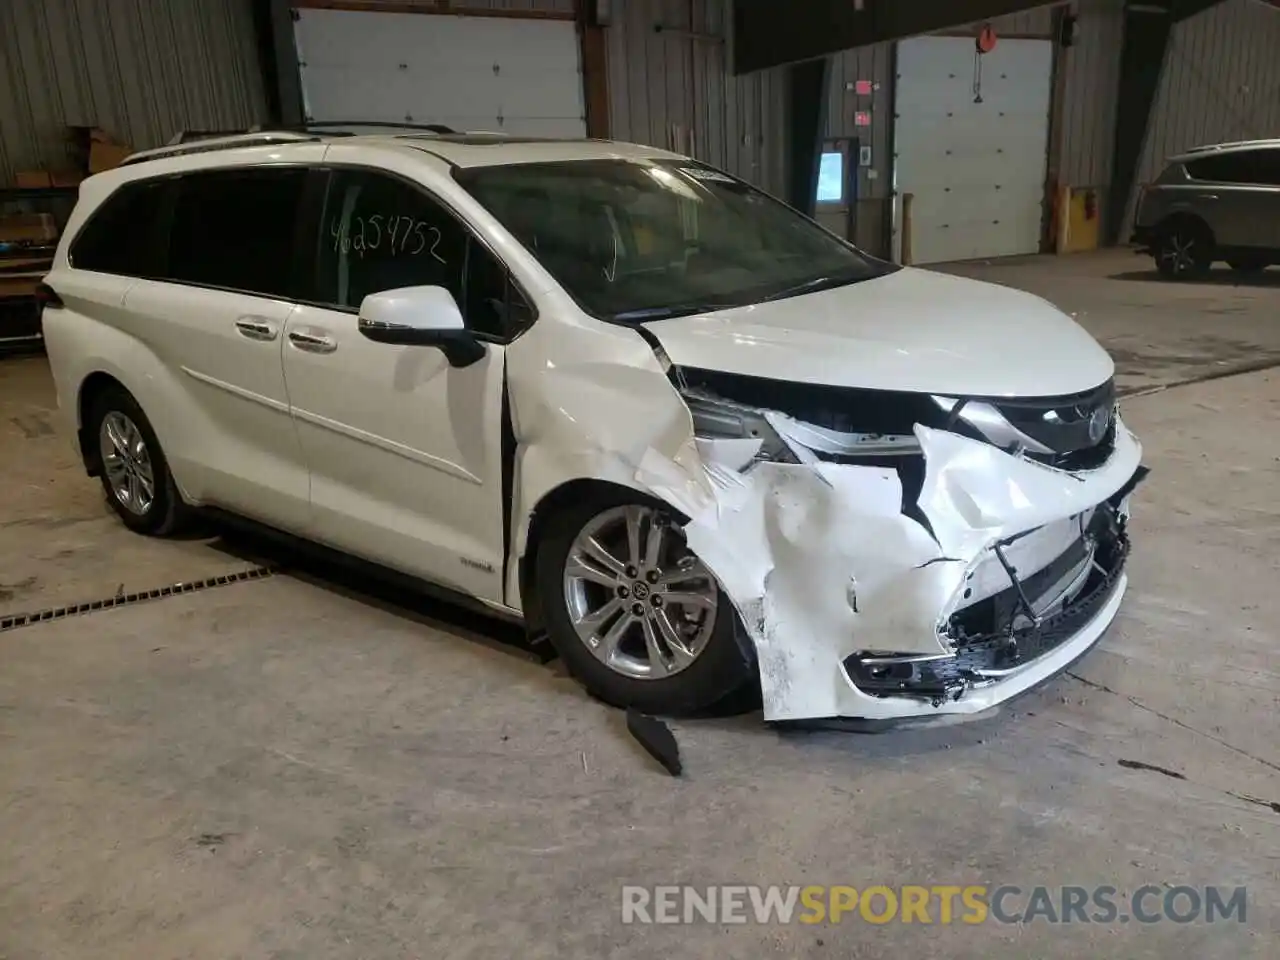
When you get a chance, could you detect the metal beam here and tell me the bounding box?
[783,58,831,216]
[269,0,306,126]
[732,0,1055,74]
[1105,0,1228,243]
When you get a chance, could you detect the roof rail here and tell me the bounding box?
[300,120,457,134]
[121,131,320,166]
[1181,138,1280,155]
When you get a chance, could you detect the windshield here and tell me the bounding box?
[454,159,895,322]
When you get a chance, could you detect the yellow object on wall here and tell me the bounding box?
[1056,185,1102,254]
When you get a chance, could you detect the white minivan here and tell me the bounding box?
[41,131,1145,724]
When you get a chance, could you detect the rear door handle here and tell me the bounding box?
[1195,194,1219,201]
[235,316,279,341]
[288,329,338,354]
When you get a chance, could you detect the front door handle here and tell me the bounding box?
[288,329,338,354]
[1195,193,1219,201]
[235,316,278,341]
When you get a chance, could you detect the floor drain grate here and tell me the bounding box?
[0,566,276,633]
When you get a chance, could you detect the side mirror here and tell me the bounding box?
[357,285,486,368]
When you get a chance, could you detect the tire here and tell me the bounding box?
[1227,258,1267,275]
[535,489,755,716]
[87,385,190,536]
[1154,220,1212,280]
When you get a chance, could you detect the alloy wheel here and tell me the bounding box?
[1158,232,1201,277]
[562,504,719,680]
[99,411,156,516]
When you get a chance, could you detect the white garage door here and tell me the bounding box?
[293,9,586,137]
[894,36,1053,264]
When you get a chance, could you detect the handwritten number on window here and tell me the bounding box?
[329,213,447,265]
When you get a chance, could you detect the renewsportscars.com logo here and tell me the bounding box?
[620,885,1248,926]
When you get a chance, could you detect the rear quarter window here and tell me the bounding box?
[1184,151,1265,184]
[69,178,170,277]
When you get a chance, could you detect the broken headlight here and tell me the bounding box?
[683,389,922,465]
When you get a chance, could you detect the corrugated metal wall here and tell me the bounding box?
[1057,0,1123,189]
[460,0,575,11]
[0,0,267,185]
[1136,0,1280,184]
[340,0,575,12]
[943,4,1061,36]
[605,0,788,197]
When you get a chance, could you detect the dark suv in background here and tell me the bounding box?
[1132,139,1280,280]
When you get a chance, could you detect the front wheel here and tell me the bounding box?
[535,493,755,716]
[1154,223,1212,280]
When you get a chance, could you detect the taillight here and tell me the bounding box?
[35,282,63,309]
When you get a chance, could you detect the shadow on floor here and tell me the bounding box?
[204,521,541,664]
[1109,268,1280,287]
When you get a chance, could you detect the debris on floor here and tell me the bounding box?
[626,708,682,777]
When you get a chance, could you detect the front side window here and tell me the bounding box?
[70,178,170,277]
[455,159,893,323]
[314,169,532,339]
[316,169,466,310]
[166,167,307,297]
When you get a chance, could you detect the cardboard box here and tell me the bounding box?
[65,126,133,175]
[88,128,132,173]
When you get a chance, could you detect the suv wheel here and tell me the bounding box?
[535,492,755,716]
[89,386,190,535]
[1154,223,1212,280]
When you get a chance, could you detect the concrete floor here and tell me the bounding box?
[1,250,1277,958]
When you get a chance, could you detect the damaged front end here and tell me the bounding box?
[845,490,1132,707]
[638,366,1147,723]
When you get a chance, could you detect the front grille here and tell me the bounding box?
[843,498,1130,704]
[946,512,1127,663]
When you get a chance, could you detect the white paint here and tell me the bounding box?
[45,131,1140,725]
[293,9,586,137]
[630,416,1140,722]
[895,36,1054,264]
[645,266,1114,398]
[357,285,464,332]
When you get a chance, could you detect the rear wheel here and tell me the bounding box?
[535,492,754,716]
[88,386,190,535]
[1154,221,1212,280]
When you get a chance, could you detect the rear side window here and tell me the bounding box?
[69,179,169,276]
[166,168,307,298]
[1185,151,1266,184]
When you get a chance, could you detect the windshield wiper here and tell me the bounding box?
[761,273,866,302]
[611,302,737,322]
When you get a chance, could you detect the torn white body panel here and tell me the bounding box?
[503,304,1139,724]
[643,417,1141,723]
[503,312,713,611]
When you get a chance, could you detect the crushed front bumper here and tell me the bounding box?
[843,493,1130,713]
[640,414,1146,723]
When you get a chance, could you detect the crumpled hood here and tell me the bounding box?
[643,266,1115,398]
